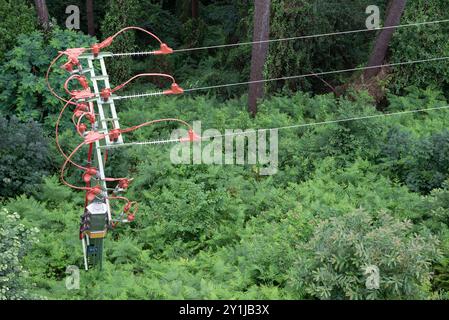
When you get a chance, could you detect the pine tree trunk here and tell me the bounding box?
[192,0,199,19]
[34,0,49,30]
[364,0,407,79]
[86,0,95,36]
[248,0,271,116]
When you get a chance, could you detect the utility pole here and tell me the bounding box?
[248,0,271,116]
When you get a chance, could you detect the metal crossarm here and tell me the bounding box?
[78,52,121,270]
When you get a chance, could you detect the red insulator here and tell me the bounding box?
[78,123,87,135]
[91,37,113,57]
[85,113,96,124]
[100,88,112,102]
[163,83,184,95]
[154,43,173,55]
[86,185,102,202]
[118,179,130,190]
[82,168,97,183]
[109,129,121,142]
[180,129,201,143]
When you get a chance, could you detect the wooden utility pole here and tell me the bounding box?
[34,0,49,30]
[364,0,407,79]
[87,0,95,36]
[248,0,271,116]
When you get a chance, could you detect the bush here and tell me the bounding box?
[0,117,51,198]
[290,210,440,299]
[0,0,36,61]
[0,28,94,121]
[0,208,39,300]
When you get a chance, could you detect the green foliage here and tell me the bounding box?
[0,0,37,61]
[290,210,440,300]
[266,0,388,93]
[0,117,51,198]
[2,1,449,300]
[390,0,449,96]
[100,0,140,82]
[0,208,39,300]
[0,28,94,121]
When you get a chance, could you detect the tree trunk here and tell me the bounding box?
[248,0,271,116]
[364,0,407,80]
[192,0,199,19]
[34,0,49,30]
[86,0,95,36]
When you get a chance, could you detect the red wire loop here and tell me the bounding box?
[91,26,173,57]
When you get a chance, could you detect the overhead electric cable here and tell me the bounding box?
[100,104,449,149]
[113,56,449,100]
[110,18,449,57]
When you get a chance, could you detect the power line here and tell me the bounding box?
[115,56,449,100]
[110,18,449,57]
[184,56,449,92]
[101,104,449,149]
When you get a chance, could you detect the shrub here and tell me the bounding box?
[0,208,39,300]
[289,210,440,299]
[0,117,51,198]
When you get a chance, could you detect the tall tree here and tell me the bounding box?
[192,0,199,19]
[86,0,95,36]
[34,0,49,30]
[364,0,407,79]
[248,0,271,116]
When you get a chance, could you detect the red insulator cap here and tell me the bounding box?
[85,113,96,124]
[62,62,74,72]
[124,202,131,213]
[86,185,102,202]
[100,88,112,101]
[91,44,100,57]
[109,129,121,142]
[127,214,135,222]
[154,43,173,55]
[180,129,201,143]
[78,76,89,90]
[82,168,97,183]
[118,179,130,190]
[91,37,113,57]
[78,123,87,134]
[163,83,184,95]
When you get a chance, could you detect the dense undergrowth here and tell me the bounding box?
[3,88,449,299]
[2,0,449,300]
